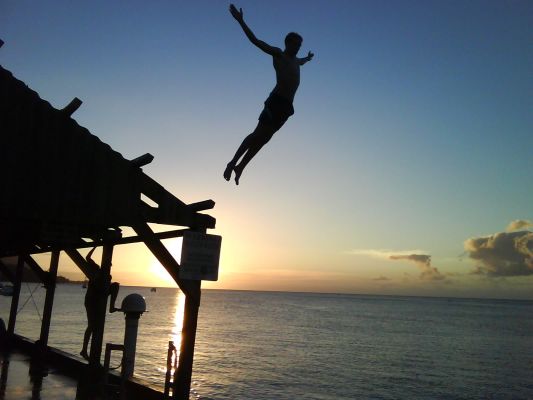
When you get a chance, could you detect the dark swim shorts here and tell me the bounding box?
[258,92,294,131]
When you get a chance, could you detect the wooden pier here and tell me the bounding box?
[0,48,220,399]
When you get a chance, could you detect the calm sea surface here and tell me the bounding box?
[0,284,532,399]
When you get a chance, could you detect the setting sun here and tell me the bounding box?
[147,238,183,287]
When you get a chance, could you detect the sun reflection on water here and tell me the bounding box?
[169,290,185,374]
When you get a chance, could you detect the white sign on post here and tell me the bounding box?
[179,232,222,281]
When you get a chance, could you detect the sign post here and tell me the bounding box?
[173,231,221,399]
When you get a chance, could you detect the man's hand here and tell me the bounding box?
[299,51,314,65]
[229,4,244,23]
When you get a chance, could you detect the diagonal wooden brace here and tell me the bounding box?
[132,222,199,302]
[24,255,50,286]
[64,248,100,280]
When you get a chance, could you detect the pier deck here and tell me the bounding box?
[0,350,77,399]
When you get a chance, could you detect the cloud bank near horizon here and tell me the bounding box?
[347,249,426,258]
[349,219,533,282]
[389,254,447,281]
[348,249,447,281]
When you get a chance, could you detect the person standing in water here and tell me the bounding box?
[224,4,314,185]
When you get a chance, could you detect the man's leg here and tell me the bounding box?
[80,325,91,359]
[233,123,276,185]
[224,122,276,183]
[224,132,255,181]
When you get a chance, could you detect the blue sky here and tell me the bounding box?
[2,1,532,298]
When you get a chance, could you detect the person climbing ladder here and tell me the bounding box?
[80,247,120,360]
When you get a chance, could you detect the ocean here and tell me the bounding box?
[0,284,532,399]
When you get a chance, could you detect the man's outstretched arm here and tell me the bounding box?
[229,4,282,56]
[298,51,315,66]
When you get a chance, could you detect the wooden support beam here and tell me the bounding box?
[40,251,59,347]
[132,222,198,299]
[64,248,99,279]
[23,229,191,257]
[7,256,24,336]
[61,97,82,116]
[130,153,154,167]
[173,279,201,400]
[89,244,113,367]
[0,259,14,283]
[138,175,216,229]
[140,174,186,208]
[187,200,215,212]
[172,228,206,399]
[24,255,49,284]
[140,208,216,233]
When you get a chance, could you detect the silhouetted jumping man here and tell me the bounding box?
[224,4,314,185]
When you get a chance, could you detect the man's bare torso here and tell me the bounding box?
[272,53,300,103]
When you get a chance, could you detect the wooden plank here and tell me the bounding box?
[138,193,216,229]
[1,228,191,257]
[140,174,186,208]
[137,174,217,228]
[61,97,82,116]
[130,153,154,167]
[187,200,215,212]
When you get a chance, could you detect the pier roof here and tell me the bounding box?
[0,65,215,257]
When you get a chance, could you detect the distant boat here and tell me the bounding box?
[151,287,157,292]
[0,283,14,296]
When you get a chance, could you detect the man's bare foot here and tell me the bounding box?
[223,163,234,181]
[80,350,89,360]
[234,166,243,185]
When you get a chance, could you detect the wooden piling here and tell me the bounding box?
[39,250,59,346]
[89,244,113,366]
[173,280,201,400]
[133,222,205,400]
[7,256,24,336]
